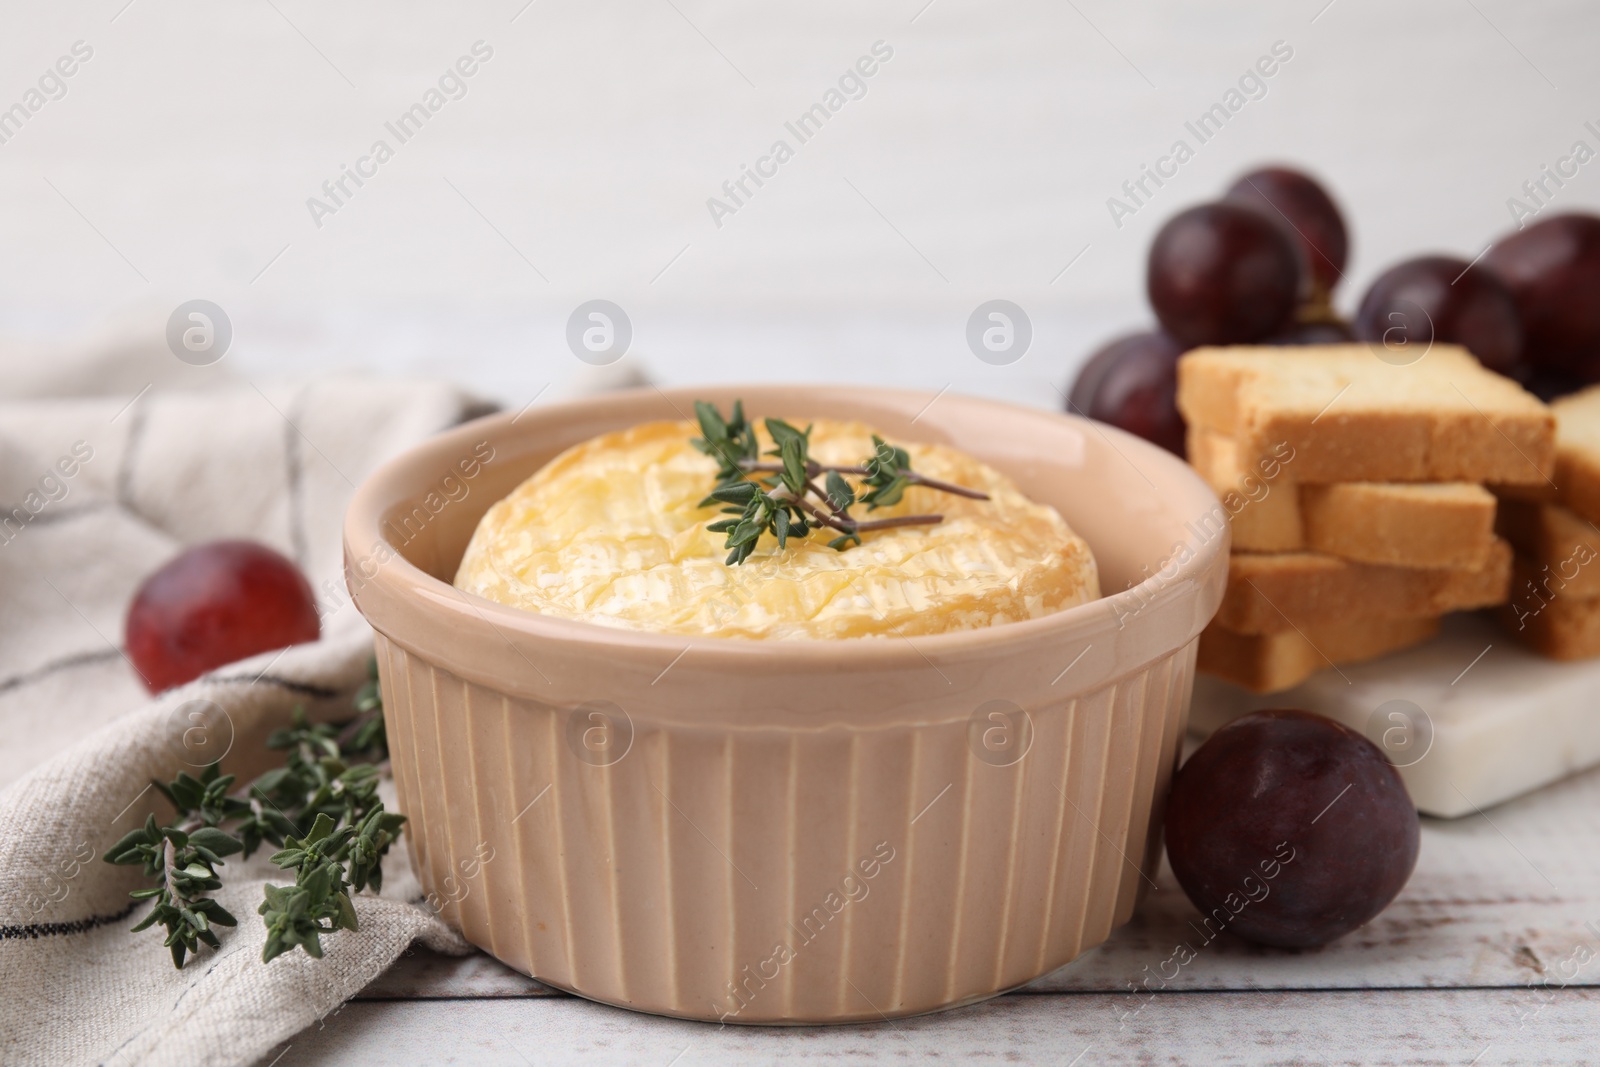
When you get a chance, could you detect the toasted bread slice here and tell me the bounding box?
[1178,345,1554,485]
[1502,555,1600,660]
[1187,427,1303,551]
[1300,481,1497,570]
[1215,539,1512,635]
[1189,427,1496,566]
[1488,480,1560,504]
[1199,615,1441,693]
[1552,386,1600,526]
[1495,497,1600,598]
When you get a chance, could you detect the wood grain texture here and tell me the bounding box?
[277,988,1600,1066]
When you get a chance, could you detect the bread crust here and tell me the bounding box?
[1189,427,1497,567]
[1502,555,1600,660]
[1214,540,1512,635]
[1495,498,1600,599]
[1198,615,1440,693]
[1186,427,1303,551]
[1300,482,1496,569]
[1551,387,1600,527]
[1178,345,1555,485]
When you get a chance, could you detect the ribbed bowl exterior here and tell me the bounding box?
[376,631,1197,1024]
[346,384,1228,1024]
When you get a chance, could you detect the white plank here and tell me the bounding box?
[276,987,1600,1066]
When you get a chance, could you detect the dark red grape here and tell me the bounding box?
[1483,213,1600,380]
[1164,708,1419,949]
[1524,367,1588,402]
[1226,166,1349,302]
[1067,331,1186,457]
[1353,255,1524,377]
[126,540,321,693]
[1067,337,1125,418]
[1267,318,1356,345]
[1147,202,1301,348]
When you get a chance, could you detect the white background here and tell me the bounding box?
[1,0,1597,408]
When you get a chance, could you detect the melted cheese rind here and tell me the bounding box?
[454,419,1099,639]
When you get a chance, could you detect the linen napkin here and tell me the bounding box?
[0,322,549,1066]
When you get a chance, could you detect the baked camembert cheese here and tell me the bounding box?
[454,418,1099,639]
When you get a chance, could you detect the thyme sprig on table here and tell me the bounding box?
[690,399,989,565]
[105,662,405,968]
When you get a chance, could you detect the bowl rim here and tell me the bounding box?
[344,382,1228,669]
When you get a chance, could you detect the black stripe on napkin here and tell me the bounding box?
[0,899,139,940]
[0,647,121,697]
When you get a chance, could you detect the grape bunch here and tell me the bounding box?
[1069,166,1600,450]
[1484,214,1600,397]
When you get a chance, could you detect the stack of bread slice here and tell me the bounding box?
[1497,385,1600,658]
[1178,344,1556,693]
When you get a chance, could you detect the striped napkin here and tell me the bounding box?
[0,321,506,1066]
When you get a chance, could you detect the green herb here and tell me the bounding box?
[106,660,404,968]
[690,399,989,564]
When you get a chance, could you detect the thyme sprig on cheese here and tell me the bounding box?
[690,399,990,565]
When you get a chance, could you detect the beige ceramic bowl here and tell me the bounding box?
[344,384,1227,1024]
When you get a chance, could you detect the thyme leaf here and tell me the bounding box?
[688,400,989,565]
[106,658,403,969]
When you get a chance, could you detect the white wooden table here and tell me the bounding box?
[6,2,1600,1061]
[270,757,1600,1065]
